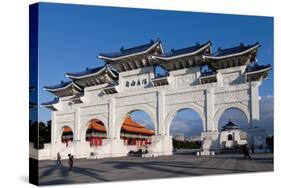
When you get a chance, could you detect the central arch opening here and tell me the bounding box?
[169,109,203,154]
[85,119,107,147]
[218,108,249,150]
[120,110,155,155]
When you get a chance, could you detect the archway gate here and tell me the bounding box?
[43,40,271,159]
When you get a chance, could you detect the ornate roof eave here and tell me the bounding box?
[203,43,261,60]
[43,82,82,92]
[42,105,58,111]
[43,82,82,97]
[152,42,211,61]
[65,66,118,80]
[245,66,272,82]
[41,98,59,111]
[245,66,272,75]
[97,40,163,61]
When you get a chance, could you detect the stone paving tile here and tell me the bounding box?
[38,153,273,185]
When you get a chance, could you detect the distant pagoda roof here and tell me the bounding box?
[152,41,211,60]
[65,66,118,87]
[122,116,155,135]
[204,42,260,60]
[221,121,240,131]
[43,81,82,97]
[87,120,107,133]
[86,116,154,136]
[98,39,163,61]
[62,126,73,133]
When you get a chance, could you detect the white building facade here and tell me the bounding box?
[219,121,247,149]
[40,39,271,160]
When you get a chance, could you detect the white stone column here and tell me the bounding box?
[108,98,115,139]
[157,91,165,136]
[51,111,57,144]
[206,88,215,131]
[74,108,80,142]
[200,88,220,155]
[248,81,266,151]
[250,81,261,128]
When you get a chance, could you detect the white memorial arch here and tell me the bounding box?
[42,39,271,159]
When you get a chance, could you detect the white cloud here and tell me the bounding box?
[170,118,203,137]
[260,95,274,135]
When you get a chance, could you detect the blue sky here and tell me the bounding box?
[36,3,274,136]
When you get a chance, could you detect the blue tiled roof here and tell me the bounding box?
[157,41,210,58]
[41,98,59,106]
[221,121,239,131]
[44,81,72,90]
[99,39,160,58]
[66,66,119,79]
[213,42,259,57]
[66,66,105,78]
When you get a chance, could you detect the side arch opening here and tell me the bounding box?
[85,119,107,147]
[60,126,73,147]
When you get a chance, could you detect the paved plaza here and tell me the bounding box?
[37,153,273,185]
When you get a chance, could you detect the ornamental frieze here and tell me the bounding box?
[166,90,205,105]
[215,90,249,104]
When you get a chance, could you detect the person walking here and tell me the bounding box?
[56,152,61,165]
[242,144,251,159]
[68,154,74,171]
[251,143,255,154]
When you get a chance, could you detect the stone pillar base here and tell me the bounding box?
[148,135,173,157]
[199,131,220,156]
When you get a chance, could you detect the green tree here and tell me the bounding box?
[30,121,51,149]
